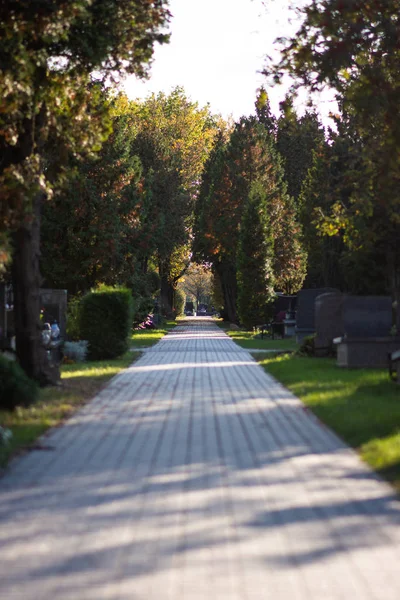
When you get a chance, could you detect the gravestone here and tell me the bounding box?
[295,288,339,343]
[342,296,392,337]
[39,289,68,338]
[314,292,344,356]
[334,295,400,368]
[0,286,67,360]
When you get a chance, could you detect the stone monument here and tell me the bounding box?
[314,292,344,357]
[334,296,400,368]
[295,288,339,343]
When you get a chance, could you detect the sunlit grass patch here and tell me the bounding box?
[130,320,176,349]
[225,328,298,351]
[61,353,138,380]
[258,353,400,492]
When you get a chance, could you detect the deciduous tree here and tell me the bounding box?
[180,263,212,309]
[129,88,218,314]
[41,105,144,294]
[276,96,324,204]
[0,0,170,383]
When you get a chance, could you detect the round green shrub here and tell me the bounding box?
[297,334,316,357]
[0,355,38,411]
[80,286,134,360]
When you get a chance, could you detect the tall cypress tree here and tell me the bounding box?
[194,112,307,323]
[276,96,325,205]
[237,181,275,329]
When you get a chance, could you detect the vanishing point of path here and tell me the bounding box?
[1,318,400,599]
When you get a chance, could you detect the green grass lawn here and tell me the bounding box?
[0,319,177,468]
[219,324,298,351]
[130,320,177,349]
[258,353,400,492]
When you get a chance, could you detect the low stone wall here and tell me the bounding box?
[335,336,400,368]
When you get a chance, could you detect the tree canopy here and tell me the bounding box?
[128,88,219,314]
[0,0,171,383]
[237,180,275,329]
[41,104,144,294]
[0,0,171,265]
[194,104,306,323]
[265,0,400,323]
[180,263,213,308]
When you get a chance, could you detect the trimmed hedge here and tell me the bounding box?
[0,355,38,411]
[80,287,134,360]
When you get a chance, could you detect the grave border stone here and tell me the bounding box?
[335,336,400,368]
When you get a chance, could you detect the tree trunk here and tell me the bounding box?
[160,273,174,317]
[139,255,148,274]
[216,262,238,324]
[11,192,60,386]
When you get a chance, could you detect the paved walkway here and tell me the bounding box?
[1,319,400,599]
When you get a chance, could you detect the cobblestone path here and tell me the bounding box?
[1,319,400,599]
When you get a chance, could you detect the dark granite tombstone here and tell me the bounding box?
[334,295,400,368]
[342,296,392,338]
[295,288,339,343]
[314,292,344,356]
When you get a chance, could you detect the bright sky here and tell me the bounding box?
[123,0,335,123]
